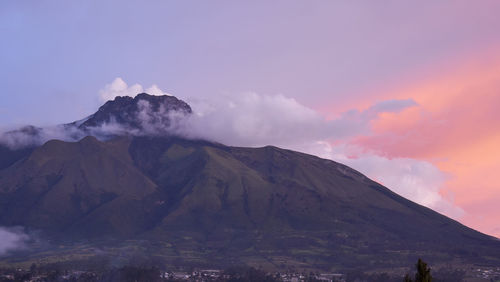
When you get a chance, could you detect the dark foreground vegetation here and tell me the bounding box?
[1,265,279,282]
[0,259,495,282]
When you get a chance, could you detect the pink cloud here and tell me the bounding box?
[335,48,500,237]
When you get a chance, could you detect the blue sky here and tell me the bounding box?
[2,1,499,126]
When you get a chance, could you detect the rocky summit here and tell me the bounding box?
[75,93,192,133]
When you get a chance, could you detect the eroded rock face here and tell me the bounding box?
[77,93,192,133]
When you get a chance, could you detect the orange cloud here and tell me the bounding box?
[336,49,500,237]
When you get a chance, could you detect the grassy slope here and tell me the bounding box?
[0,136,499,271]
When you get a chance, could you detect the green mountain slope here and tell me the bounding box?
[1,136,498,271]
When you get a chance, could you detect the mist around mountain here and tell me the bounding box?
[0,94,499,275]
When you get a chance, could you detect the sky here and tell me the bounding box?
[1,1,500,237]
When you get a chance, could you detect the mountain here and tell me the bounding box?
[0,94,499,272]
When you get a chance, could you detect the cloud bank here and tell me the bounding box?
[0,125,85,150]
[177,92,462,219]
[303,142,464,218]
[0,78,463,220]
[180,93,417,147]
[0,227,29,256]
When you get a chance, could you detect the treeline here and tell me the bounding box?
[0,265,280,282]
[0,260,471,282]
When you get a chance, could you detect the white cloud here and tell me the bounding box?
[179,93,324,147]
[98,77,170,102]
[178,93,416,147]
[145,84,169,96]
[0,227,29,256]
[99,78,142,102]
[299,142,464,219]
[0,125,84,150]
[351,155,464,219]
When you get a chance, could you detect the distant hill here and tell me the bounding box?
[0,94,499,271]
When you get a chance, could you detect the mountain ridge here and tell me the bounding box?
[0,93,499,271]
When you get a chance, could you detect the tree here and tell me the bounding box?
[404,258,432,282]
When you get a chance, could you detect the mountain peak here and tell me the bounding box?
[76,93,192,135]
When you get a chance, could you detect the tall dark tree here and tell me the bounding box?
[404,258,432,282]
[415,259,432,282]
